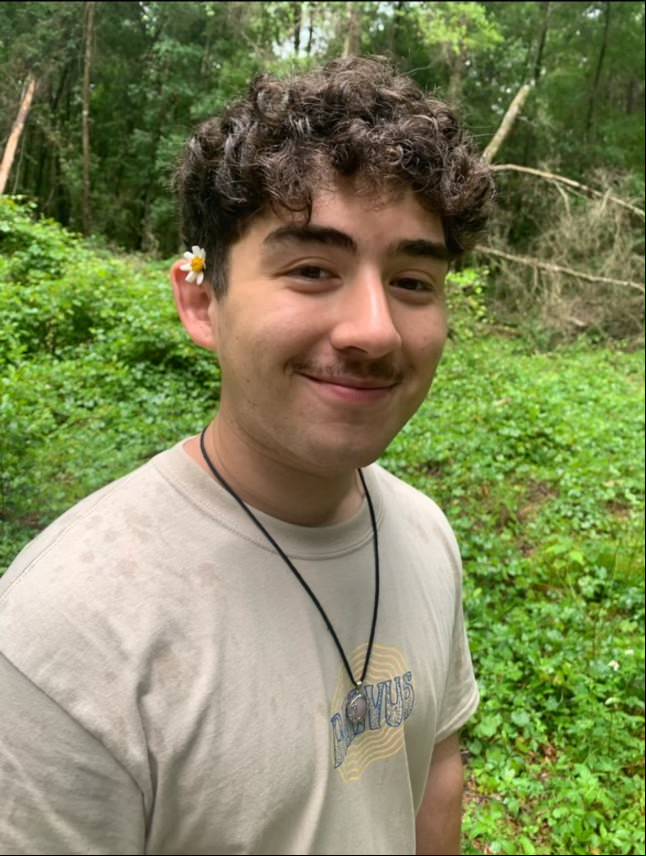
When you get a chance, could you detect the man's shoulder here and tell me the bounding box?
[0,438,208,630]
[2,447,170,591]
[0,444,191,794]
[369,462,461,570]
[370,462,453,526]
[0,440,197,719]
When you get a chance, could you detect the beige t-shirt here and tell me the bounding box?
[0,440,478,855]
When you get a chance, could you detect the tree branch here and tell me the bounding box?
[0,75,38,195]
[474,245,645,294]
[482,82,533,163]
[491,163,645,220]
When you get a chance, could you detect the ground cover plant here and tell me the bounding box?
[1,198,644,855]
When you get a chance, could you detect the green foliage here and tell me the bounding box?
[1,1,643,257]
[445,267,489,340]
[412,2,503,59]
[1,200,644,855]
[0,198,218,547]
[383,334,645,856]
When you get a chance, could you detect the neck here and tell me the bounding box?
[184,417,364,526]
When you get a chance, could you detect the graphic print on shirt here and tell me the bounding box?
[329,643,415,782]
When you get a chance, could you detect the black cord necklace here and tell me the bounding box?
[199,427,380,726]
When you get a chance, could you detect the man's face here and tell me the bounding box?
[208,180,450,477]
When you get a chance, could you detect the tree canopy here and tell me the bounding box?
[1,1,643,258]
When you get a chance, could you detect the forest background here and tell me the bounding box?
[0,2,644,855]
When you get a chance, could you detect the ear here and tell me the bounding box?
[170,259,219,352]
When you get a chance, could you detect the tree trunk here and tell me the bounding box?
[483,82,533,164]
[522,2,551,164]
[532,2,551,84]
[82,1,95,235]
[343,2,363,57]
[140,75,171,252]
[626,79,635,113]
[11,122,27,194]
[305,2,315,55]
[389,1,406,55]
[0,74,38,195]
[291,2,302,55]
[140,117,164,253]
[447,52,466,107]
[584,1,611,139]
[34,126,47,205]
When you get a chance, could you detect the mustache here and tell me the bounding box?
[291,358,404,385]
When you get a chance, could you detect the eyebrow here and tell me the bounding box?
[262,225,451,262]
[263,225,356,254]
[393,238,451,262]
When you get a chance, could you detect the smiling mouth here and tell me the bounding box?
[302,374,396,390]
[299,373,399,403]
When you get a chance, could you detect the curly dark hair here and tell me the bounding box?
[175,55,495,294]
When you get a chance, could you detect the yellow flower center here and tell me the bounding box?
[191,256,205,273]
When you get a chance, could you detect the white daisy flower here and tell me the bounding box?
[608,660,620,671]
[180,245,206,285]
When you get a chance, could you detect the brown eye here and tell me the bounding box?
[393,277,433,292]
[291,266,332,280]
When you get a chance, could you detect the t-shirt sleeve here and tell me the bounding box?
[432,513,480,744]
[0,652,145,856]
[434,598,480,744]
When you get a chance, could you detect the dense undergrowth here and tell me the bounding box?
[1,197,644,855]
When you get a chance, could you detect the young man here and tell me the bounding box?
[0,57,494,855]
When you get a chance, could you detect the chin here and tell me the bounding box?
[305,437,391,474]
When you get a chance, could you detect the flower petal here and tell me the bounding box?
[186,270,197,283]
[179,262,191,271]
[197,272,204,285]
[191,245,200,255]
[184,251,193,260]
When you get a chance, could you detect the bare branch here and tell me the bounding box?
[482,82,533,163]
[0,75,38,195]
[552,180,571,218]
[491,163,645,220]
[474,245,645,294]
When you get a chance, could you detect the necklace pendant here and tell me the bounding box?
[346,685,368,726]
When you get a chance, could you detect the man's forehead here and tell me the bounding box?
[253,183,447,252]
[311,178,441,227]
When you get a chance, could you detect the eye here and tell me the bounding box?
[289,265,333,280]
[392,277,434,293]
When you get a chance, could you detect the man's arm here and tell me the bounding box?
[415,732,465,856]
[0,652,145,855]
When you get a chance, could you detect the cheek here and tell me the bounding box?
[255,304,327,360]
[408,322,447,371]
[218,302,318,383]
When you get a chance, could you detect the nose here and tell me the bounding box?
[329,272,402,358]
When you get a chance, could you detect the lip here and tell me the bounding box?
[300,373,397,404]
